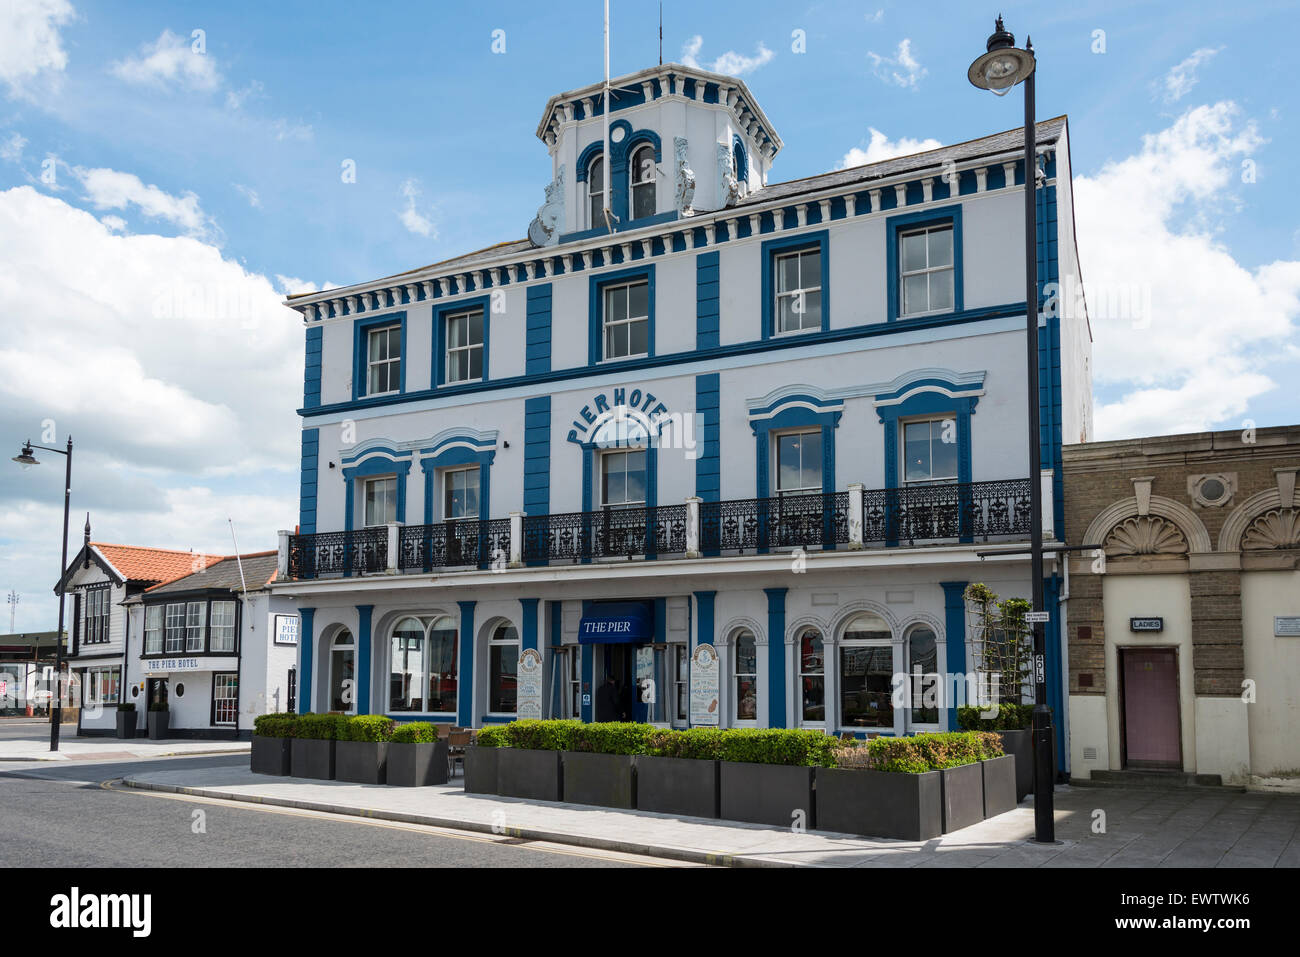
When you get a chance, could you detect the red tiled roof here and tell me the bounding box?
[92,543,228,587]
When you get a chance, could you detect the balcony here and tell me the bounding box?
[284,478,1035,581]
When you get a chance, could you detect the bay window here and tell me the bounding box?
[164,602,186,653]
[145,604,164,655]
[210,601,236,652]
[185,601,205,652]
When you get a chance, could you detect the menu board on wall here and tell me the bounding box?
[517,649,544,720]
[689,643,720,727]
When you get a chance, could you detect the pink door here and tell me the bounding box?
[1121,648,1181,768]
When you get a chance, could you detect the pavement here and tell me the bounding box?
[121,764,1300,868]
[0,720,249,762]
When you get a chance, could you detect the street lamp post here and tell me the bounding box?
[967,16,1055,844]
[12,437,73,752]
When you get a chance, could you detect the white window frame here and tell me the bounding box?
[144,604,164,655]
[442,466,481,521]
[366,324,402,397]
[443,308,484,385]
[213,673,238,726]
[773,428,823,497]
[329,630,357,715]
[566,647,582,719]
[671,644,689,728]
[837,615,896,733]
[363,476,398,528]
[588,155,606,229]
[164,602,186,654]
[185,601,206,652]
[731,629,759,726]
[905,625,943,731]
[486,623,519,718]
[85,587,110,644]
[629,144,656,220]
[773,246,822,335]
[898,224,955,318]
[599,448,647,509]
[796,627,826,728]
[901,416,959,486]
[86,666,120,706]
[210,600,236,653]
[601,279,650,361]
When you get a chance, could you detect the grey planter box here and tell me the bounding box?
[497,748,563,802]
[999,729,1033,801]
[982,755,1017,819]
[463,746,499,794]
[115,710,137,739]
[291,737,335,780]
[636,756,720,819]
[388,740,449,787]
[814,767,942,841]
[940,762,985,834]
[251,735,292,775]
[147,710,169,740]
[335,740,389,785]
[720,762,815,829]
[562,752,636,809]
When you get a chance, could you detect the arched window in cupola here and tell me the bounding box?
[630,144,657,219]
[588,155,606,229]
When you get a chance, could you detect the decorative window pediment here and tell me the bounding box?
[1104,515,1189,557]
[1241,508,1300,550]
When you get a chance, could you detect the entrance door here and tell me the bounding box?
[1120,648,1181,769]
[601,645,634,721]
[147,677,169,712]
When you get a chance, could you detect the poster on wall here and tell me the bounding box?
[274,614,300,646]
[689,643,720,727]
[517,649,543,720]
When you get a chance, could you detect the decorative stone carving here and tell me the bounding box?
[1241,508,1300,550]
[674,137,695,216]
[1104,516,1189,556]
[527,164,566,247]
[718,143,743,207]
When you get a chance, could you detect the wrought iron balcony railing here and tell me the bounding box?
[285,478,1033,580]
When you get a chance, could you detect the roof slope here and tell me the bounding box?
[143,552,279,596]
[95,544,227,586]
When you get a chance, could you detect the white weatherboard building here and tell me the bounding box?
[274,63,1091,755]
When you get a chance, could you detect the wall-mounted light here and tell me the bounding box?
[502,441,510,449]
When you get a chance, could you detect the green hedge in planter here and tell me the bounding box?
[342,715,396,742]
[566,722,659,755]
[474,726,508,748]
[293,713,350,740]
[645,728,724,760]
[853,731,1005,773]
[503,719,581,751]
[716,728,839,768]
[253,712,297,738]
[955,703,1033,731]
[391,721,437,744]
[117,702,136,713]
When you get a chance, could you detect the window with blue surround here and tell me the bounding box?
[340,450,413,533]
[418,435,496,525]
[886,205,964,322]
[761,231,829,340]
[571,122,668,238]
[352,312,407,401]
[748,392,843,552]
[589,264,655,365]
[434,295,490,388]
[568,406,660,559]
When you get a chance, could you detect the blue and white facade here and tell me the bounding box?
[274,63,1091,749]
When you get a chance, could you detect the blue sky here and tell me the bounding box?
[1,0,1297,630]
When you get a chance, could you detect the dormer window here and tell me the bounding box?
[630,144,656,219]
[588,155,605,229]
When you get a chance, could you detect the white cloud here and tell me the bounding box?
[1073,102,1299,439]
[233,182,261,208]
[398,178,436,238]
[867,38,926,89]
[1161,47,1221,103]
[0,0,74,99]
[275,274,336,296]
[840,128,942,168]
[74,166,211,236]
[681,36,774,76]
[1,130,27,162]
[99,214,126,232]
[225,79,264,110]
[866,10,885,24]
[271,117,313,142]
[110,29,221,92]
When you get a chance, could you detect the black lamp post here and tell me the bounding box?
[968,16,1055,844]
[12,437,73,752]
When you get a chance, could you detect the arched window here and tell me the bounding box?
[588,155,605,228]
[390,618,424,712]
[630,144,656,219]
[733,140,748,189]
[907,625,940,725]
[839,613,892,730]
[329,629,355,713]
[798,627,825,724]
[732,629,758,723]
[488,622,519,714]
[387,616,459,715]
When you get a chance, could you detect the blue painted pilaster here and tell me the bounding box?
[693,591,715,651]
[940,582,968,730]
[355,605,373,715]
[457,601,476,727]
[764,588,787,728]
[297,607,315,714]
[520,598,540,654]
